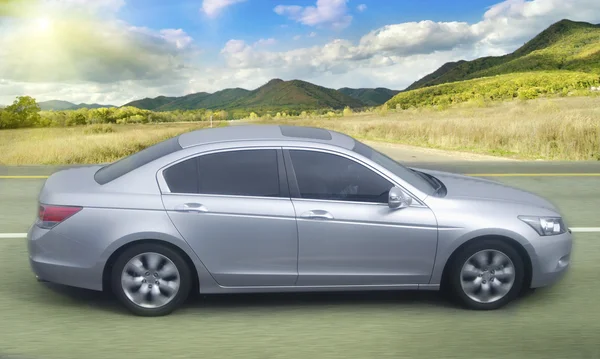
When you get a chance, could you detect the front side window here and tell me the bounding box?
[163,149,281,197]
[289,150,393,203]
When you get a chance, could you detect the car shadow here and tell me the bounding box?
[40,282,460,315]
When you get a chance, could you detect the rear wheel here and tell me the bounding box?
[111,243,192,316]
[447,239,525,310]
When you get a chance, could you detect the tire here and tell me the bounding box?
[111,243,192,316]
[447,239,525,310]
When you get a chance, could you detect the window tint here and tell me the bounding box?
[95,137,182,185]
[163,157,199,194]
[196,149,280,197]
[163,149,281,196]
[352,140,435,196]
[289,150,393,203]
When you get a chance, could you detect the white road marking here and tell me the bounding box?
[571,227,600,233]
[0,233,27,238]
[1,227,599,239]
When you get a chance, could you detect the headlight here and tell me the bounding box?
[518,216,566,236]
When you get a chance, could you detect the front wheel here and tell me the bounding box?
[447,239,525,310]
[111,243,192,316]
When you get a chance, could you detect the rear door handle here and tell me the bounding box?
[174,203,208,213]
[299,210,334,220]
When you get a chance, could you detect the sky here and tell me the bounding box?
[1,0,600,106]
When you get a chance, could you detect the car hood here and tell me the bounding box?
[413,168,558,211]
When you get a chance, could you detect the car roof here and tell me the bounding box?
[177,124,356,150]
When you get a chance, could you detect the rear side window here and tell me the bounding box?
[163,149,281,197]
[94,137,182,185]
[163,157,198,194]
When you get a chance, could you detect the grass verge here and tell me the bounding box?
[0,122,226,165]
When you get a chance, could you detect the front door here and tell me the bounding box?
[161,148,298,287]
[284,149,438,286]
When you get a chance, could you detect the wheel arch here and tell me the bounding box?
[439,234,533,292]
[102,238,200,293]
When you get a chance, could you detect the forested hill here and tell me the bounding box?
[405,19,600,91]
[122,79,397,111]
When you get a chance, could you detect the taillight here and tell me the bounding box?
[37,204,82,229]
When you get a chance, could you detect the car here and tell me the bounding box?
[27,125,573,316]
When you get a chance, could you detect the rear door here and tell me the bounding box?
[160,147,298,287]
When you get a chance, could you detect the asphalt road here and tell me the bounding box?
[1,147,600,359]
[1,152,599,233]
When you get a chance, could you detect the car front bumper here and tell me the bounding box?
[528,229,573,288]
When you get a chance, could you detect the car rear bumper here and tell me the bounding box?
[529,229,573,288]
[27,224,103,291]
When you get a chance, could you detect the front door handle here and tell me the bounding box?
[299,210,334,220]
[174,203,208,213]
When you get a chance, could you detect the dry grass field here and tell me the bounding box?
[251,97,600,161]
[0,97,599,165]
[0,122,225,165]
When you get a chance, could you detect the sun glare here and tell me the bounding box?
[34,17,52,31]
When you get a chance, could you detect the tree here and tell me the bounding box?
[0,96,41,129]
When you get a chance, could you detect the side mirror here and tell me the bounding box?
[388,187,412,209]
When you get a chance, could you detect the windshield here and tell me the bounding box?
[352,140,436,195]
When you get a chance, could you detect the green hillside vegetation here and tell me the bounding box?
[124,96,179,110]
[387,71,600,109]
[69,103,117,110]
[338,87,400,106]
[123,79,366,112]
[156,88,250,111]
[226,79,365,111]
[404,61,466,91]
[0,95,355,130]
[389,19,600,109]
[405,20,600,91]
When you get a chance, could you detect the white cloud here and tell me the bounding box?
[0,0,198,105]
[4,0,600,106]
[202,0,246,18]
[274,0,352,29]
[309,31,318,37]
[221,0,600,91]
[293,35,302,40]
[159,29,194,49]
[357,4,367,12]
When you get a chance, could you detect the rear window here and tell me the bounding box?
[94,136,182,185]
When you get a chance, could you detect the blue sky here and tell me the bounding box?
[1,0,599,105]
[117,0,501,53]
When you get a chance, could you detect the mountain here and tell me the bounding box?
[70,103,116,110]
[123,79,366,111]
[123,96,178,111]
[156,88,250,111]
[405,19,600,91]
[387,19,600,109]
[338,87,400,106]
[226,79,364,110]
[38,100,77,111]
[38,100,115,111]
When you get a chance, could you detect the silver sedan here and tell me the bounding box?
[27,125,573,316]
